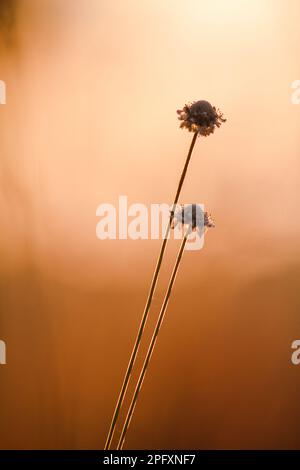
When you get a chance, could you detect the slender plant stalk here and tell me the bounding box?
[117,227,208,449]
[104,132,198,450]
[116,229,190,450]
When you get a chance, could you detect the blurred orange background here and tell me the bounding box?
[0,0,300,449]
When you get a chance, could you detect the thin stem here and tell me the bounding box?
[117,230,189,450]
[173,132,198,206]
[104,132,197,450]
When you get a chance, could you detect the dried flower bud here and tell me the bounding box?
[177,100,226,137]
[171,204,215,232]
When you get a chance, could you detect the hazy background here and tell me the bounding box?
[0,0,300,449]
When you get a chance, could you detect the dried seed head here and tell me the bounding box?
[177,100,226,137]
[171,204,215,232]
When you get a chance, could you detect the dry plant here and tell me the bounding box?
[104,100,226,450]
[116,208,215,449]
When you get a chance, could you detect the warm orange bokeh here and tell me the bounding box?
[0,0,300,449]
